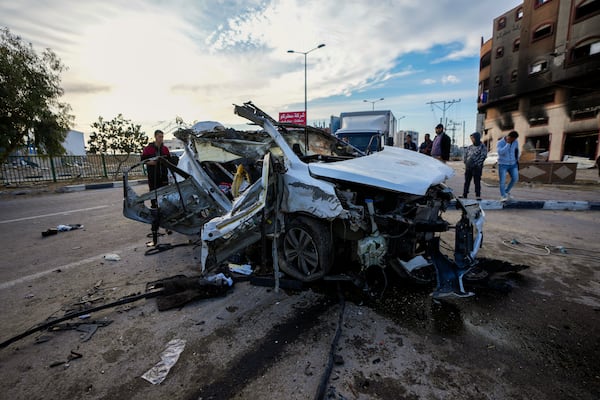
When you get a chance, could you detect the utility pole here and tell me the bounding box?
[426,99,461,127]
[447,120,462,146]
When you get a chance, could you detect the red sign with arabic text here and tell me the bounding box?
[279,111,306,125]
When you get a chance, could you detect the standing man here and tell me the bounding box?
[419,133,433,155]
[141,129,171,207]
[497,130,520,201]
[461,132,487,200]
[404,134,417,151]
[431,123,451,162]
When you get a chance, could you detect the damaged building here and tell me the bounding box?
[478,0,600,161]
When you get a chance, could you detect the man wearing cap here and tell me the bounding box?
[431,124,451,162]
[141,129,171,207]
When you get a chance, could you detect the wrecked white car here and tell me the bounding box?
[123,102,484,299]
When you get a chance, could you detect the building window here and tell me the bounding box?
[513,38,521,52]
[529,116,549,126]
[516,7,524,20]
[574,0,600,22]
[494,75,503,86]
[529,61,548,75]
[497,17,507,30]
[480,51,491,69]
[570,39,600,62]
[501,101,519,113]
[530,92,555,106]
[532,23,553,42]
[496,46,505,58]
[510,70,518,82]
[535,0,552,8]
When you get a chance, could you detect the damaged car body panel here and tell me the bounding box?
[123,102,485,299]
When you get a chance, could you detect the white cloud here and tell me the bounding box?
[0,0,523,137]
[442,75,461,85]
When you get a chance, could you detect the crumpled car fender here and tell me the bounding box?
[280,164,345,219]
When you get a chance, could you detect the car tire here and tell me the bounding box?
[280,216,333,282]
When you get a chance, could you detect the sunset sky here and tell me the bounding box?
[1,0,522,145]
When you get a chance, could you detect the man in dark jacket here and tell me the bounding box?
[404,134,417,151]
[419,133,433,155]
[431,123,451,162]
[141,130,171,207]
[461,132,487,200]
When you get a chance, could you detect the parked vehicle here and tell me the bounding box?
[123,102,485,299]
[331,110,397,153]
[484,152,498,167]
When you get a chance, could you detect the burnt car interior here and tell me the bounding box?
[123,102,485,300]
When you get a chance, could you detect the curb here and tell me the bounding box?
[59,181,599,211]
[62,179,147,193]
[452,199,600,211]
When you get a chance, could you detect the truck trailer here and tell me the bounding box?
[332,110,397,153]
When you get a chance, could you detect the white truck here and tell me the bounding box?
[331,110,397,153]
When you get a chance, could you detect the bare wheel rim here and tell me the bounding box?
[283,227,320,276]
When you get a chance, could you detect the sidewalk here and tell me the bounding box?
[446,161,600,210]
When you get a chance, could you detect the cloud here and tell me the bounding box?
[63,82,111,94]
[442,75,460,84]
[0,0,523,136]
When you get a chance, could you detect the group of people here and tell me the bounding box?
[404,123,520,201]
[404,123,451,162]
[461,129,519,202]
[145,125,522,207]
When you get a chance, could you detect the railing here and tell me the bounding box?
[1,154,147,185]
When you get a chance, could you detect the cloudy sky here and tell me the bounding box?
[1,0,522,145]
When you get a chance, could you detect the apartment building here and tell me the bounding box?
[478,0,600,161]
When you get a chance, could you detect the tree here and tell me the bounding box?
[0,27,73,164]
[87,114,148,179]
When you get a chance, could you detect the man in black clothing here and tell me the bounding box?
[431,123,451,162]
[404,134,417,151]
[141,130,171,207]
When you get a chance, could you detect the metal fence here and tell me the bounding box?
[1,154,147,185]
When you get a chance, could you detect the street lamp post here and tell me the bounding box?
[364,98,384,111]
[398,115,406,128]
[287,44,326,126]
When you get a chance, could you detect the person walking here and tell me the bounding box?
[461,132,487,200]
[404,134,417,151]
[431,124,451,162]
[141,129,171,208]
[497,130,520,201]
[419,133,433,155]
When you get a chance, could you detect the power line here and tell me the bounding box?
[426,99,461,127]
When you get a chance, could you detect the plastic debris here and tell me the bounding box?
[206,272,233,286]
[398,255,431,273]
[228,263,253,276]
[42,224,84,237]
[57,224,83,231]
[103,254,121,261]
[141,339,186,385]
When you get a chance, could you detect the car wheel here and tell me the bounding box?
[280,216,333,282]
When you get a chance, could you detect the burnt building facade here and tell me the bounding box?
[478,0,600,161]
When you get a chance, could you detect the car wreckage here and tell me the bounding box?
[123,102,484,299]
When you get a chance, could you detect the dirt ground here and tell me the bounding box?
[1,173,599,399]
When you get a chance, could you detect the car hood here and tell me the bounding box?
[307,146,454,195]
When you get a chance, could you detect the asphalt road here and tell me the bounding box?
[1,187,599,399]
[0,188,149,285]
